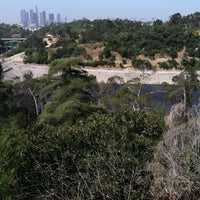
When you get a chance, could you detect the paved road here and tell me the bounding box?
[86,68,182,84]
[2,53,49,81]
[2,53,185,84]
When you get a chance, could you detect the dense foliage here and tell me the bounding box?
[66,12,200,59]
[3,12,199,67]
[0,55,167,199]
[0,24,23,38]
[0,110,164,199]
[0,23,30,54]
[150,111,200,199]
[1,12,200,199]
[0,62,11,120]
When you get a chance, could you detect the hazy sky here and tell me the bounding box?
[0,0,199,24]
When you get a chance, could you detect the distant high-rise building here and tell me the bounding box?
[57,13,61,23]
[25,12,29,25]
[49,13,54,24]
[20,6,62,28]
[20,9,29,27]
[29,7,39,27]
[33,13,38,25]
[35,6,39,27]
[29,9,34,24]
[40,11,46,26]
[20,9,25,23]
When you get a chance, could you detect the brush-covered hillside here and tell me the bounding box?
[13,12,200,70]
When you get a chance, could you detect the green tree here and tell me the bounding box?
[8,110,164,199]
[11,72,53,128]
[102,47,112,59]
[132,58,152,70]
[39,57,104,125]
[101,76,152,112]
[0,62,3,81]
[0,62,11,121]
[0,123,27,199]
[23,34,48,64]
[167,67,199,120]
[169,13,183,25]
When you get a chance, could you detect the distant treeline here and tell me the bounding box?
[2,12,200,68]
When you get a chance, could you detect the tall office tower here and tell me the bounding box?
[20,9,29,27]
[35,6,39,27]
[25,12,29,26]
[20,9,25,24]
[29,9,34,24]
[33,12,38,25]
[29,7,39,28]
[49,13,55,24]
[40,11,46,26]
[57,13,61,23]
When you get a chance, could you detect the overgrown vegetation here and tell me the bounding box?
[2,12,200,68]
[1,12,200,199]
[1,53,200,198]
[0,56,167,199]
[150,110,200,199]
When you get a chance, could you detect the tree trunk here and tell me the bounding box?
[29,88,39,116]
[183,86,187,120]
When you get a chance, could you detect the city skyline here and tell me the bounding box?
[20,6,63,28]
[0,0,200,25]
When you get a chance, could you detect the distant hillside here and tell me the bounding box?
[4,12,200,70]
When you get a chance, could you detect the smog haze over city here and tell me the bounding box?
[0,0,199,25]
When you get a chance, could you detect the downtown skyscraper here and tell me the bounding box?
[29,6,39,27]
[49,13,55,24]
[40,11,47,26]
[20,9,29,27]
[20,6,63,29]
[20,6,39,29]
